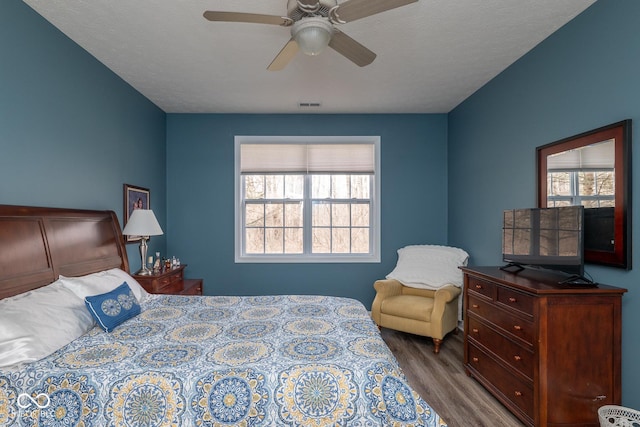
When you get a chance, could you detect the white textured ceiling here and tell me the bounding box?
[22,0,596,114]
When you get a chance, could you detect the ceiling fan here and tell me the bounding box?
[203,0,418,70]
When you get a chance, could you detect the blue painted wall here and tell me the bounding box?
[0,0,167,270]
[449,0,640,409]
[165,114,449,305]
[6,0,639,410]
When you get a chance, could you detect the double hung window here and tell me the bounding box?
[546,140,615,208]
[235,136,380,263]
[547,170,615,207]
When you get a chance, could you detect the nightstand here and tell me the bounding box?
[133,264,203,295]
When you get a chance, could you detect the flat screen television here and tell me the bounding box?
[502,205,585,279]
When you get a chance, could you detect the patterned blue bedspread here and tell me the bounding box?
[1,294,446,426]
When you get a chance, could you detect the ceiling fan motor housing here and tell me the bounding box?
[287,0,338,21]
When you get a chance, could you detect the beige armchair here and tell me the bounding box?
[371,278,461,354]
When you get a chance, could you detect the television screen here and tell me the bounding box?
[502,205,584,277]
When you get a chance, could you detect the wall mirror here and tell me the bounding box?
[537,120,632,269]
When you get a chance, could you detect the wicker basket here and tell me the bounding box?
[598,405,640,427]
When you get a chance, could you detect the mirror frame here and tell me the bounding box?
[537,120,632,269]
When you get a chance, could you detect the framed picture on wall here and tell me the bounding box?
[123,183,150,243]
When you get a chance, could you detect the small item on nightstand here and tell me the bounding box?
[153,252,161,272]
[164,258,171,270]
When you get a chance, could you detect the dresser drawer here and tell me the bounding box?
[467,277,495,299]
[467,316,534,380]
[497,286,534,317]
[468,295,534,346]
[468,343,534,420]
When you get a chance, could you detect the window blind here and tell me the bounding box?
[547,139,615,170]
[240,143,375,173]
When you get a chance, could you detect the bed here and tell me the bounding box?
[0,205,447,426]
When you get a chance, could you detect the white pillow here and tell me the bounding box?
[59,268,148,303]
[0,280,94,369]
[104,268,149,302]
[386,245,469,290]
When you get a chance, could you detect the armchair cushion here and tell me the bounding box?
[380,295,435,322]
[386,245,469,290]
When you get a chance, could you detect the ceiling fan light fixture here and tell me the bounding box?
[292,17,333,56]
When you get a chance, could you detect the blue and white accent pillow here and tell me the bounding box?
[85,282,141,332]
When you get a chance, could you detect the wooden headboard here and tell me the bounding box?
[0,205,129,299]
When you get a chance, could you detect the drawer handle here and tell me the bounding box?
[513,355,522,361]
[508,297,517,303]
[475,284,483,289]
[514,391,522,397]
[472,328,479,334]
[472,304,480,309]
[513,325,522,331]
[472,357,479,363]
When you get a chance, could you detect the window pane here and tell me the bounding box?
[246,228,264,254]
[351,175,370,199]
[285,228,303,253]
[352,228,369,253]
[265,203,283,227]
[265,228,283,253]
[579,171,614,196]
[332,228,350,253]
[245,175,264,199]
[548,200,572,207]
[332,204,350,227]
[285,175,304,199]
[331,175,350,199]
[312,202,331,226]
[351,204,369,226]
[265,175,284,199]
[245,203,264,227]
[312,228,331,253]
[285,203,303,227]
[312,175,331,198]
[548,172,571,196]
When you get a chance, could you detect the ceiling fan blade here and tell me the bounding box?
[328,30,376,67]
[203,11,292,26]
[331,0,417,23]
[267,38,299,71]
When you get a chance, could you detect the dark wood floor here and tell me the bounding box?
[380,327,525,427]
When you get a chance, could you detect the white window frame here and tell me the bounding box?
[235,136,381,263]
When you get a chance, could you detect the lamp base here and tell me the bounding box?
[136,266,153,275]
[137,237,151,276]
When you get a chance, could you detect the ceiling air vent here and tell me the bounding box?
[299,102,321,108]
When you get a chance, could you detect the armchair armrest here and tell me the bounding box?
[434,284,461,304]
[430,285,461,338]
[373,279,404,298]
[371,279,404,325]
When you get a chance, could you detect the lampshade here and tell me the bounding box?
[122,209,163,237]
[292,17,332,56]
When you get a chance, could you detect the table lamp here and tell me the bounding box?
[122,209,163,275]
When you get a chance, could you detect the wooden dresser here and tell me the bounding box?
[461,266,625,427]
[134,264,203,296]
